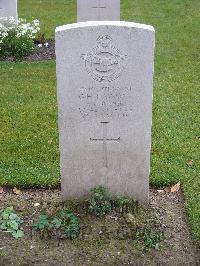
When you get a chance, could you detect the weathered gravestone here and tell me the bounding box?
[56,21,155,204]
[0,0,18,24]
[77,0,120,22]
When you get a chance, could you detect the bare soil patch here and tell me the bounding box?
[0,188,199,266]
[27,41,55,61]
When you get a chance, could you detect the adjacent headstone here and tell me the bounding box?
[77,0,120,22]
[56,21,155,204]
[0,0,18,24]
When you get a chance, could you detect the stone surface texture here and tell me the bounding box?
[56,21,155,204]
[77,0,120,22]
[0,0,18,23]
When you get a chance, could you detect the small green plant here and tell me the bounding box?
[0,17,40,60]
[32,214,50,237]
[118,196,130,213]
[133,227,163,252]
[59,210,79,239]
[35,32,45,44]
[0,206,24,239]
[33,209,79,239]
[0,250,5,257]
[87,186,112,217]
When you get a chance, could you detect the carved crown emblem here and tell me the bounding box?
[81,35,127,83]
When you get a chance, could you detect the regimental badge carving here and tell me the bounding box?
[81,35,127,83]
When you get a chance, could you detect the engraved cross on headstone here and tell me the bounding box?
[90,122,120,168]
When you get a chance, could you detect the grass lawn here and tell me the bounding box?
[0,0,199,245]
[18,0,75,39]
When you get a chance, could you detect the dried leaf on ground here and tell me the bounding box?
[13,187,21,195]
[170,182,181,193]
[0,187,4,194]
[164,182,181,193]
[186,159,193,166]
[164,186,171,193]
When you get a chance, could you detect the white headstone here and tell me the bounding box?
[0,0,18,24]
[56,21,155,204]
[77,0,120,22]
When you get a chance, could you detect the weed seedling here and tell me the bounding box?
[118,196,130,213]
[133,226,164,252]
[33,209,79,240]
[0,207,24,239]
[87,186,112,217]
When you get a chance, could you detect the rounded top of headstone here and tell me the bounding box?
[55,21,155,34]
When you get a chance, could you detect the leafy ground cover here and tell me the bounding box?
[0,189,199,265]
[0,0,199,247]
